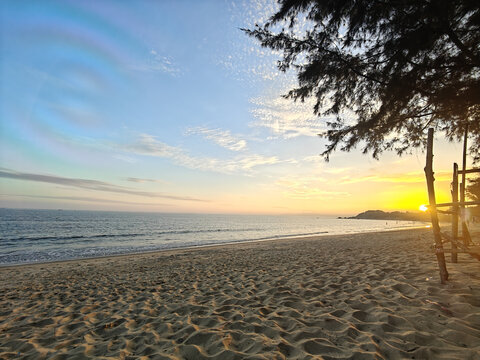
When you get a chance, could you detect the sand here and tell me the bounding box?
[1,227,480,359]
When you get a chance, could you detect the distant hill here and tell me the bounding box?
[339,210,433,222]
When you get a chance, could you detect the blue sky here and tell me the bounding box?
[0,0,467,214]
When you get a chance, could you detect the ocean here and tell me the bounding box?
[0,208,427,265]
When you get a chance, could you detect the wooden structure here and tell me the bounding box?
[424,128,480,284]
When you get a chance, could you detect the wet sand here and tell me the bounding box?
[1,228,479,359]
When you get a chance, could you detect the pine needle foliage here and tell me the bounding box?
[243,0,480,161]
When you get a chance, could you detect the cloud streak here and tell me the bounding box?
[0,169,206,202]
[339,171,452,185]
[125,177,166,184]
[275,175,350,199]
[2,194,168,207]
[131,50,181,76]
[249,95,325,139]
[186,126,247,151]
[122,134,283,174]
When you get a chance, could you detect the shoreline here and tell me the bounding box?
[0,224,428,269]
[1,227,479,359]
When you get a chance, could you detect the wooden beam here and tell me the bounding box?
[451,163,459,263]
[429,201,480,208]
[458,168,480,175]
[441,232,480,261]
[424,128,448,283]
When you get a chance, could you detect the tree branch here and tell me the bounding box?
[444,26,480,66]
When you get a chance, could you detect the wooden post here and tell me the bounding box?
[451,163,459,263]
[424,128,449,283]
[460,125,471,246]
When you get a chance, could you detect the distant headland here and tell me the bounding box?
[339,210,432,222]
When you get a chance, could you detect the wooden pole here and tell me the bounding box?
[451,163,459,263]
[460,125,471,246]
[424,128,449,283]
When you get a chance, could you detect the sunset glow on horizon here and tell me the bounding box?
[0,0,470,215]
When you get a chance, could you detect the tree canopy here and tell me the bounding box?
[244,0,480,161]
[467,176,480,216]
[467,176,480,202]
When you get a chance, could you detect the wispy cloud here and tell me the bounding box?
[301,155,323,163]
[112,154,138,163]
[323,167,353,175]
[275,175,350,199]
[220,0,315,85]
[122,134,284,174]
[186,126,247,151]
[0,168,206,202]
[235,0,313,34]
[2,194,168,207]
[233,0,278,29]
[214,0,294,85]
[131,50,181,76]
[125,177,165,184]
[339,171,452,184]
[249,95,325,139]
[123,134,178,158]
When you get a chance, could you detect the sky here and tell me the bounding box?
[0,0,472,215]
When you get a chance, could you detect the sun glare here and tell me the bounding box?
[419,204,428,212]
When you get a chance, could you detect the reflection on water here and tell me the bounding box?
[0,209,427,265]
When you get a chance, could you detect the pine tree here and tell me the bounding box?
[467,177,480,202]
[244,0,480,161]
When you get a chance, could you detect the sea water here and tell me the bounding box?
[0,208,426,265]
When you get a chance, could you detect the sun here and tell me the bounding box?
[419,204,428,212]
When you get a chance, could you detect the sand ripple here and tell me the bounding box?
[1,228,480,359]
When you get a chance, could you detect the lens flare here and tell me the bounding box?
[3,0,145,159]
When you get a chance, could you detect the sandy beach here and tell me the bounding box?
[1,227,479,359]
